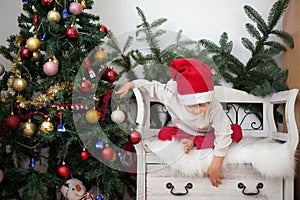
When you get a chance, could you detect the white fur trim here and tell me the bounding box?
[144,137,295,178]
[178,90,214,105]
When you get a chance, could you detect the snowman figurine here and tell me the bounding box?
[61,178,95,200]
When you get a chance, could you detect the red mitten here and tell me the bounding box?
[231,124,243,143]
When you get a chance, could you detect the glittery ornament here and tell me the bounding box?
[95,141,104,149]
[101,146,114,161]
[26,36,40,51]
[57,124,66,134]
[80,149,89,160]
[0,64,5,76]
[62,8,69,19]
[13,77,27,92]
[111,108,127,124]
[31,51,42,62]
[101,67,118,82]
[80,78,92,93]
[5,113,21,130]
[47,8,61,23]
[23,119,36,136]
[85,109,100,123]
[30,157,36,168]
[81,0,86,9]
[43,60,59,76]
[20,47,33,60]
[65,27,79,40]
[128,130,142,144]
[41,0,53,7]
[99,25,108,36]
[94,49,108,61]
[40,118,54,133]
[57,164,70,179]
[95,195,104,200]
[41,33,47,41]
[69,2,83,15]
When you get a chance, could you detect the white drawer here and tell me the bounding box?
[146,164,283,200]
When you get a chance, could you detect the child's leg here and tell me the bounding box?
[158,126,193,141]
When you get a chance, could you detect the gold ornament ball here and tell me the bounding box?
[110,152,117,162]
[0,64,5,76]
[94,50,108,61]
[40,118,54,134]
[85,109,100,123]
[31,51,42,62]
[23,119,36,136]
[26,36,41,52]
[47,9,61,23]
[13,77,27,92]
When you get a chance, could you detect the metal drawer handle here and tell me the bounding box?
[166,182,193,196]
[238,182,263,196]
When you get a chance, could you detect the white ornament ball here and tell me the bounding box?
[69,2,83,15]
[43,61,59,76]
[111,109,126,124]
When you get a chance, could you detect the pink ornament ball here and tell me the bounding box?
[101,147,114,161]
[43,61,59,76]
[69,2,83,15]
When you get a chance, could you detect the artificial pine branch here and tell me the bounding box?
[199,0,293,97]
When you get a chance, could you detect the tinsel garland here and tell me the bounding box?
[16,82,74,109]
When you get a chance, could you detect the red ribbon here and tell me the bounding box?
[100,84,113,120]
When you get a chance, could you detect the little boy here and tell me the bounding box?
[116,58,242,187]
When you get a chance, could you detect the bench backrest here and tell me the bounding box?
[133,86,299,151]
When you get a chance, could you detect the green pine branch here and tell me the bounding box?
[199,0,293,97]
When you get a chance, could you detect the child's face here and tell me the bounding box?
[184,102,210,115]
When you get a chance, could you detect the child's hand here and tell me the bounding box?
[204,156,225,187]
[181,139,194,154]
[115,82,135,98]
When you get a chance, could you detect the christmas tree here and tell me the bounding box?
[0,0,135,199]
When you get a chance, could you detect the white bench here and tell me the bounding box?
[132,86,299,200]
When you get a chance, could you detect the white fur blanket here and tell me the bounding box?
[144,137,296,178]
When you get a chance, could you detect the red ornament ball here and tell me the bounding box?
[57,165,70,178]
[69,2,83,15]
[128,130,142,144]
[66,27,79,40]
[80,79,92,93]
[43,61,59,76]
[0,169,4,183]
[80,150,89,161]
[99,25,108,36]
[101,146,114,161]
[20,47,33,60]
[41,0,54,7]
[101,68,118,82]
[5,114,21,130]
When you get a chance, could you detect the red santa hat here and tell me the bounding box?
[170,58,214,105]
